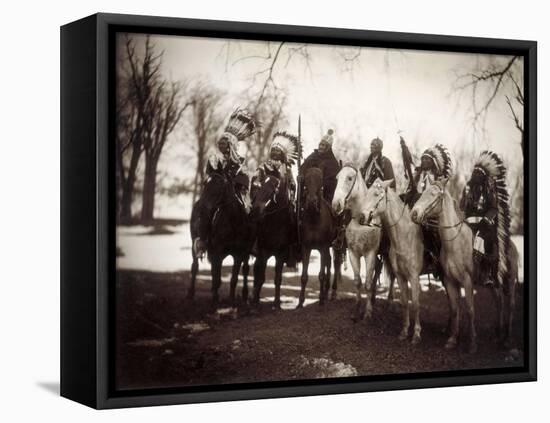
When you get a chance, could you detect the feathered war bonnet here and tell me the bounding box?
[217,108,258,163]
[421,143,453,178]
[270,131,303,165]
[471,151,512,288]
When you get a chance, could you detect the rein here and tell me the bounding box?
[259,177,288,217]
[419,190,465,242]
[367,192,407,229]
[342,165,358,207]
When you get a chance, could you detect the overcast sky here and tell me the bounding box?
[118,33,524,183]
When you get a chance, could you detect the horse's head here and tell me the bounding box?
[361,178,394,225]
[411,177,447,224]
[332,166,359,215]
[303,167,323,214]
[200,173,230,214]
[250,176,281,222]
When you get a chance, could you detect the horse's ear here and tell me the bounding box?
[382,179,394,191]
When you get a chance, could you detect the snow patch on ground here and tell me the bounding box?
[116,223,524,288]
[260,295,318,309]
[297,356,358,378]
[180,322,210,333]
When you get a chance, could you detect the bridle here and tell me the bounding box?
[341,165,359,207]
[365,187,406,229]
[260,177,287,217]
[417,186,465,242]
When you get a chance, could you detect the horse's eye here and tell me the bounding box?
[348,176,353,181]
[374,192,378,197]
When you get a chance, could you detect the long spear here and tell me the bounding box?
[296,115,302,245]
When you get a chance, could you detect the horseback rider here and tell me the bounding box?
[300,129,341,202]
[360,137,396,189]
[460,151,509,286]
[403,142,453,274]
[195,108,257,256]
[251,131,300,266]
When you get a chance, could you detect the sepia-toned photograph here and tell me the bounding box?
[114,31,525,391]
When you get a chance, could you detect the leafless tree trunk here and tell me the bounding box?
[141,81,190,222]
[189,85,224,205]
[116,35,164,221]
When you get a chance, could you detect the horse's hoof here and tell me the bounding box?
[398,331,408,341]
[273,302,281,310]
[411,334,421,345]
[330,290,338,301]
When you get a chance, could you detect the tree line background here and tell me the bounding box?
[115,34,524,234]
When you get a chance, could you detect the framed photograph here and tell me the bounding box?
[61,13,537,409]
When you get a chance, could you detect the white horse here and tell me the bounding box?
[411,177,477,353]
[332,165,382,321]
[361,178,424,345]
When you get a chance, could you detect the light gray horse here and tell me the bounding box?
[332,166,382,321]
[361,178,424,345]
[411,177,477,353]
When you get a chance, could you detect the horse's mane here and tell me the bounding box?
[473,150,512,287]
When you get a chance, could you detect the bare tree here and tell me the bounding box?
[454,55,524,155]
[141,80,190,222]
[189,84,224,205]
[116,35,158,221]
[248,90,287,166]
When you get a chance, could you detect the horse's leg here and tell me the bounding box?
[252,255,266,305]
[396,274,410,341]
[318,249,326,306]
[349,251,363,322]
[331,247,340,300]
[491,286,504,343]
[325,247,332,304]
[229,256,241,307]
[298,247,311,308]
[211,257,222,304]
[273,256,284,309]
[363,252,377,320]
[463,274,477,353]
[444,280,460,349]
[371,256,383,306]
[505,274,517,348]
[187,256,199,300]
[409,275,422,345]
[242,255,250,303]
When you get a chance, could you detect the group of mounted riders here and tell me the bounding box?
[189,107,518,351]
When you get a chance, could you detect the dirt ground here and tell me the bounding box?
[115,261,524,391]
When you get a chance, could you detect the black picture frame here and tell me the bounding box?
[60,12,537,409]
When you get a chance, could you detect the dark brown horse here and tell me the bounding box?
[298,167,339,307]
[250,175,296,308]
[189,173,255,305]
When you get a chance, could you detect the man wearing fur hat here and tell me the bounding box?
[300,129,341,202]
[360,137,396,189]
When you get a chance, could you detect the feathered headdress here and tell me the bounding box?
[473,150,512,288]
[421,143,453,178]
[271,131,303,165]
[222,108,257,142]
[216,108,257,164]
